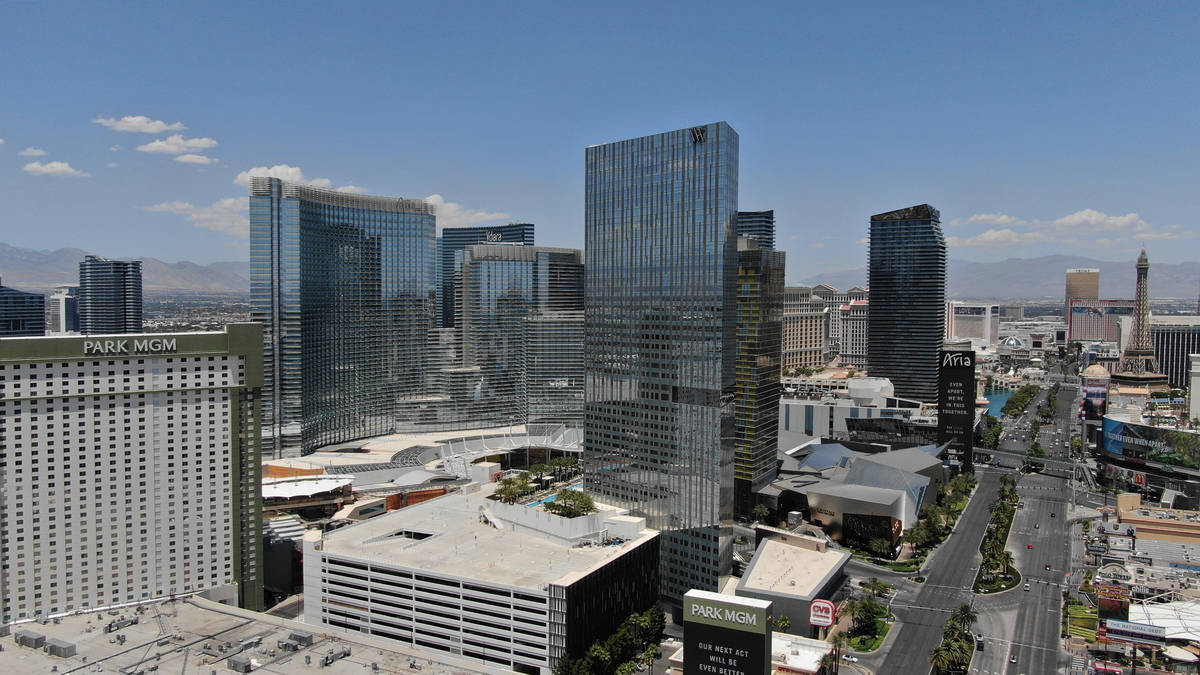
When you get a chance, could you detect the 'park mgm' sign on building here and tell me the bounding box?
[683,590,772,675]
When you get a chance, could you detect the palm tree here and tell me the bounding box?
[831,631,849,674]
[864,577,889,598]
[949,604,978,633]
[929,642,957,673]
[998,550,1015,576]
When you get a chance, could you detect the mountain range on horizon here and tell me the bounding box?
[0,243,250,294]
[1,242,1197,301]
[799,254,1200,301]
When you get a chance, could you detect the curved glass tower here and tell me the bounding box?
[250,177,436,458]
[584,122,739,611]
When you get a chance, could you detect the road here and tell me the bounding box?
[875,471,1001,674]
[972,471,1073,675]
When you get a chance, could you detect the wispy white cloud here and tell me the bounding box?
[109,145,121,152]
[136,134,217,155]
[174,154,218,165]
[233,164,366,193]
[810,242,825,249]
[18,147,47,157]
[950,213,1026,227]
[147,197,246,237]
[106,162,119,168]
[94,115,185,134]
[948,208,1195,248]
[946,228,1047,248]
[0,138,5,145]
[425,194,510,228]
[23,161,89,177]
[857,237,869,245]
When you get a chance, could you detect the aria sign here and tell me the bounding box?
[809,599,836,627]
[83,338,178,355]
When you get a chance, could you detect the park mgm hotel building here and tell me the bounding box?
[0,324,264,631]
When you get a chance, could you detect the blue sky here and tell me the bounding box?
[1,1,1197,278]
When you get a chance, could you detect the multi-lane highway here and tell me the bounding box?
[972,470,1073,674]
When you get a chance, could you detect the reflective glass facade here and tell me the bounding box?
[734,239,785,519]
[78,256,142,334]
[584,122,739,609]
[526,311,584,426]
[0,282,45,337]
[438,223,534,328]
[867,204,946,403]
[735,210,776,250]
[250,178,435,458]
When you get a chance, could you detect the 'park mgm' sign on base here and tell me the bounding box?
[683,590,772,675]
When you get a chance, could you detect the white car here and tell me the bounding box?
[841,654,858,663]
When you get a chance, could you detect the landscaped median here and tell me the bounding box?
[973,473,1021,594]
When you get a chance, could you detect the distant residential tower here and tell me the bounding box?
[78,255,142,334]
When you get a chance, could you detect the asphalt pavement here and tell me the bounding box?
[875,471,1001,674]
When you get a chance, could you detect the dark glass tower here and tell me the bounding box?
[735,210,776,250]
[734,238,785,519]
[584,122,738,611]
[78,255,142,334]
[457,244,583,426]
[0,279,45,337]
[867,204,946,403]
[439,223,534,327]
[249,177,436,458]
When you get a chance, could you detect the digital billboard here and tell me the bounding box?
[683,590,771,675]
[938,350,976,467]
[1103,417,1200,471]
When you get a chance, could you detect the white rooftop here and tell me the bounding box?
[317,482,656,590]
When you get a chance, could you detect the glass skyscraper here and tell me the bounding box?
[78,255,142,334]
[735,210,776,250]
[455,244,583,427]
[438,223,534,328]
[867,204,946,403]
[584,122,739,611]
[734,238,785,519]
[0,279,45,337]
[249,177,436,458]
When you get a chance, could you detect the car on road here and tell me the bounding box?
[1024,583,1030,591]
[1034,523,1039,529]
[841,654,858,663]
[1010,654,1018,663]
[1045,564,1052,570]
[1028,543,1034,549]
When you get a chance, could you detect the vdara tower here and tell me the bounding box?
[1112,248,1170,392]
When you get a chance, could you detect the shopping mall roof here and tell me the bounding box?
[262,476,353,500]
[1127,600,1200,643]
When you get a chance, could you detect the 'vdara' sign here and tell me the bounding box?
[83,338,178,355]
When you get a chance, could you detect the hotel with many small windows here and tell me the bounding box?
[0,324,264,631]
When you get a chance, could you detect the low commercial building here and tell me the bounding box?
[760,443,942,547]
[0,596,494,674]
[303,483,659,674]
[735,531,850,636]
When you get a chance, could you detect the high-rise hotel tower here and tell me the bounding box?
[250,178,436,458]
[584,122,738,611]
[867,205,946,403]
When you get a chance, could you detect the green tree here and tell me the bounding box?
[869,538,892,559]
[544,489,597,518]
[586,643,612,673]
[772,614,792,632]
[615,663,638,675]
[864,577,889,598]
[929,642,957,672]
[949,604,978,632]
[998,550,1015,575]
[752,503,770,522]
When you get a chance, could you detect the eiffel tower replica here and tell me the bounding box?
[1111,248,1171,392]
